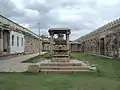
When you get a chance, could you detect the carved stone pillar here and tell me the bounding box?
[66,31,70,55]
[105,35,109,56]
[116,32,120,59]
[66,34,69,47]
[50,33,54,56]
[109,33,113,57]
[98,38,101,55]
[0,29,3,53]
[112,33,118,58]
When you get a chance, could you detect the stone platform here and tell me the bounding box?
[39,59,96,73]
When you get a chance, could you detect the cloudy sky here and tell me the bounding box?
[0,0,120,40]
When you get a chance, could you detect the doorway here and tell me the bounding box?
[3,30,10,53]
[100,38,105,55]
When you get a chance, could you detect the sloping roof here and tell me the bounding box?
[0,14,42,39]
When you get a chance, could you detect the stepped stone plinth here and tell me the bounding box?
[40,59,96,73]
[39,28,96,73]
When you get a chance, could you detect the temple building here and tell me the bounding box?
[0,15,42,56]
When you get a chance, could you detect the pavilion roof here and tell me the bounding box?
[48,28,71,34]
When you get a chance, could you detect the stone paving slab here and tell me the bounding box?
[0,52,46,72]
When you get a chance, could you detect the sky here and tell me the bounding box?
[0,0,120,40]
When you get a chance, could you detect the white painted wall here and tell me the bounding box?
[10,31,24,54]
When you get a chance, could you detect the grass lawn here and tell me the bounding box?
[1,53,120,90]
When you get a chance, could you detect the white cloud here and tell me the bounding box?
[1,0,120,40]
[97,0,119,5]
[11,0,23,9]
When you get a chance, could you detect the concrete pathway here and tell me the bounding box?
[0,52,45,72]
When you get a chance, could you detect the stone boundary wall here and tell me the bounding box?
[76,18,120,59]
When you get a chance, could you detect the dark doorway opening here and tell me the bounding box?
[100,38,105,55]
[3,31,10,53]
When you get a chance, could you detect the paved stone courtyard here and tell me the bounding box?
[0,53,45,72]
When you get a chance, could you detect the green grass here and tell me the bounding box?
[71,53,120,79]
[1,53,120,90]
[22,53,50,63]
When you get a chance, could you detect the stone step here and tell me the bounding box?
[52,58,69,59]
[51,60,70,62]
[52,58,70,62]
[40,66,90,70]
[52,57,69,59]
[53,49,69,51]
[40,63,83,66]
[40,69,90,73]
[53,54,69,58]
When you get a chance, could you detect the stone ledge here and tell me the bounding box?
[40,66,91,70]
[27,65,40,73]
[41,70,90,74]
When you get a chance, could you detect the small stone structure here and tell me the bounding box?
[49,28,70,62]
[41,36,50,52]
[39,28,96,73]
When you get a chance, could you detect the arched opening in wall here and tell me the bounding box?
[100,38,105,55]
